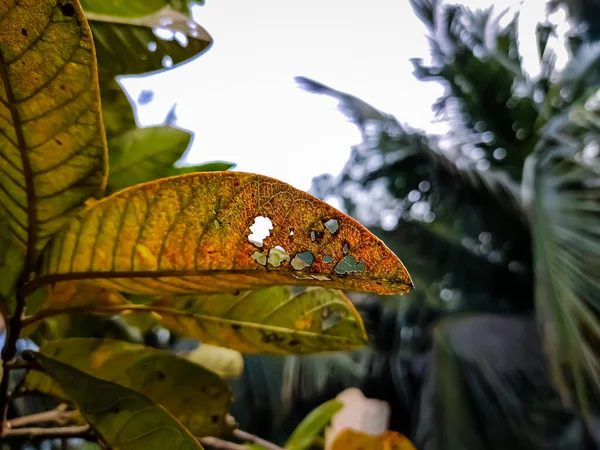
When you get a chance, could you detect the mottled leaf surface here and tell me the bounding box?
[24,338,232,437]
[25,351,204,449]
[0,0,108,251]
[107,126,192,192]
[152,286,368,354]
[329,430,416,450]
[37,172,413,295]
[88,7,211,78]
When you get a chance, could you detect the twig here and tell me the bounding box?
[200,436,248,450]
[6,404,73,429]
[232,429,284,450]
[2,424,91,439]
[0,289,28,432]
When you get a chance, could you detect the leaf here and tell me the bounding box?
[107,126,192,192]
[181,343,244,379]
[150,286,367,354]
[100,80,137,139]
[24,350,204,449]
[36,172,413,296]
[329,430,416,450]
[24,338,233,437]
[0,0,108,252]
[81,0,174,17]
[33,281,127,314]
[168,161,237,176]
[88,7,212,78]
[532,146,600,416]
[285,399,343,450]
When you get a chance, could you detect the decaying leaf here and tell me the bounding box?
[35,172,413,296]
[24,350,204,449]
[329,429,417,450]
[150,287,367,353]
[0,0,108,252]
[23,338,232,437]
[181,343,244,379]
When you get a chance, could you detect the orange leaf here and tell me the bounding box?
[330,429,417,450]
[34,172,413,296]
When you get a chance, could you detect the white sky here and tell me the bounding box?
[121,0,544,192]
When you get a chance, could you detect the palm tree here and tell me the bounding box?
[297,0,600,448]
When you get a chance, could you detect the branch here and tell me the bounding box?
[232,429,284,450]
[6,404,73,429]
[200,436,248,450]
[0,289,28,431]
[2,425,91,439]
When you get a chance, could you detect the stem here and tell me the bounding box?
[232,429,284,450]
[200,437,248,450]
[2,425,90,439]
[6,404,72,429]
[0,289,27,433]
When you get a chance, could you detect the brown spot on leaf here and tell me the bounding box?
[59,3,76,17]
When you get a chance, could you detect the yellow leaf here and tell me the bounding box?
[24,350,204,449]
[181,343,244,379]
[0,0,108,252]
[151,286,367,353]
[34,172,413,295]
[24,338,233,437]
[37,281,127,312]
[330,429,416,450]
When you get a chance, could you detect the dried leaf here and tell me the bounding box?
[24,338,232,437]
[329,430,416,450]
[152,286,367,354]
[181,343,244,379]
[24,350,204,449]
[0,0,108,252]
[36,281,127,313]
[36,172,413,295]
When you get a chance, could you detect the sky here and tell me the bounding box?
[121,0,544,192]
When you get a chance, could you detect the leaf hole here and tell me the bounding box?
[248,216,273,247]
[267,246,290,267]
[323,255,334,263]
[59,3,76,17]
[343,243,349,254]
[251,251,267,266]
[289,227,294,236]
[334,255,366,274]
[324,219,339,234]
[291,251,314,270]
[310,231,316,241]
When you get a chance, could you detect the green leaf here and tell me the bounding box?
[181,343,244,379]
[88,7,212,78]
[168,161,237,176]
[24,350,204,449]
[23,338,233,437]
[107,126,192,192]
[0,0,108,252]
[100,80,137,140]
[531,145,600,416]
[81,0,175,17]
[151,287,368,354]
[284,399,343,450]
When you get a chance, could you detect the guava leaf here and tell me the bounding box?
[35,172,413,296]
[0,0,108,252]
[24,338,232,437]
[285,399,343,450]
